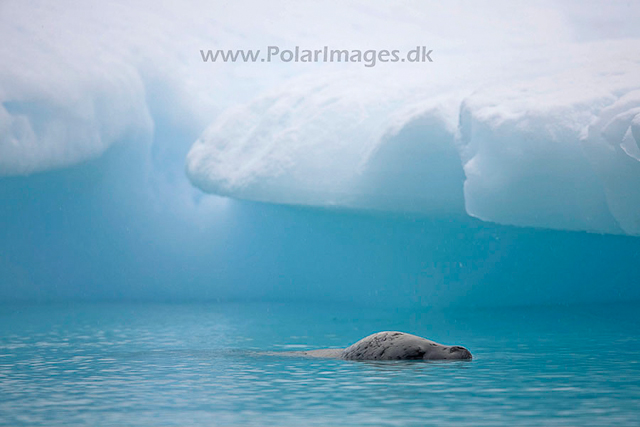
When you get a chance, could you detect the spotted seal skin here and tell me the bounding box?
[341,331,472,361]
[282,331,472,361]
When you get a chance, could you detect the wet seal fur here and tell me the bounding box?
[282,331,472,361]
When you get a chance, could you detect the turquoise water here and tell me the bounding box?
[1,302,639,426]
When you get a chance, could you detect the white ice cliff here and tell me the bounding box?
[2,0,639,235]
[186,74,466,214]
[187,44,640,235]
[459,52,640,235]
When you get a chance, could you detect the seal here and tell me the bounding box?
[283,331,472,361]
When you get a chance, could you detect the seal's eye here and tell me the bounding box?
[449,346,465,353]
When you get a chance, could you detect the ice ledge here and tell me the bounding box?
[187,58,640,236]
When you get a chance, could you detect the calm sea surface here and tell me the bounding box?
[1,302,638,426]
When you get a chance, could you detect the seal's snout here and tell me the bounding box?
[448,346,472,360]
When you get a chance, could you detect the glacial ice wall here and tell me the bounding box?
[187,43,640,235]
[2,0,640,236]
[3,0,488,176]
[186,75,466,214]
[459,53,640,235]
[0,2,154,175]
[2,1,640,306]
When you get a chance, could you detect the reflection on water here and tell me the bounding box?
[0,302,639,426]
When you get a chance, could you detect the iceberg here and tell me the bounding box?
[1,0,639,236]
[186,74,467,214]
[187,42,640,235]
[0,2,156,176]
[1,0,640,307]
[459,52,640,235]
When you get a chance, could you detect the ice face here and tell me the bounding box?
[0,2,155,176]
[185,75,466,214]
[459,62,640,236]
[187,49,640,235]
[2,1,640,306]
[2,0,640,236]
[0,45,153,175]
[458,61,640,235]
